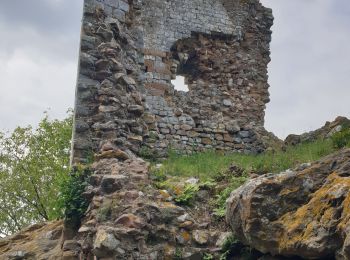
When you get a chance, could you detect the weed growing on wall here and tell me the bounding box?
[58,165,91,228]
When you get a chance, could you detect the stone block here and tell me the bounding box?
[100,175,128,194]
[118,1,129,12]
[201,138,212,145]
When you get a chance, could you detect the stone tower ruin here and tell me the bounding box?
[0,1,276,259]
[71,0,273,163]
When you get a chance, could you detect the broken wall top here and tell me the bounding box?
[71,0,274,163]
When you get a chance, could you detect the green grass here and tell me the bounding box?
[157,139,335,181]
[151,139,339,220]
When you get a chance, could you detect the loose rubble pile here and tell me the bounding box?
[3,146,350,259]
[64,157,231,259]
[227,148,350,259]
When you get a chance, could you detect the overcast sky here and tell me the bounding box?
[0,0,83,132]
[0,0,349,139]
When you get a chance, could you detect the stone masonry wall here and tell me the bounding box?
[142,0,240,51]
[66,0,274,258]
[141,0,273,156]
[71,0,145,164]
[71,0,274,163]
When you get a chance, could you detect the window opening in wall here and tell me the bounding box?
[171,75,189,92]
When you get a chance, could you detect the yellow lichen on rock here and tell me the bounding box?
[0,221,63,259]
[227,149,350,259]
[277,172,350,255]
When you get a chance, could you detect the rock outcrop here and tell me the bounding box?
[0,221,63,259]
[285,116,350,146]
[227,148,350,259]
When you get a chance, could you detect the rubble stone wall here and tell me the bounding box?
[71,0,145,164]
[142,0,239,52]
[71,0,274,163]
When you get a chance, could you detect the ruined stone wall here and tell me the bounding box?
[71,0,274,163]
[142,0,240,51]
[71,0,145,164]
[0,0,276,258]
[141,0,273,156]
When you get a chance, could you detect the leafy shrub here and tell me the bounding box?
[174,184,200,205]
[150,167,167,183]
[58,166,90,226]
[199,179,217,189]
[174,248,183,259]
[332,127,350,149]
[213,187,234,218]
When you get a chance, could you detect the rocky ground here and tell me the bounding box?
[0,158,233,259]
[0,117,350,259]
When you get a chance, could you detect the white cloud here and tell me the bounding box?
[0,0,82,131]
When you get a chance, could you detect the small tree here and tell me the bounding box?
[0,112,72,236]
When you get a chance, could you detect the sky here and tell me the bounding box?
[0,0,349,139]
[0,0,83,131]
[261,0,350,138]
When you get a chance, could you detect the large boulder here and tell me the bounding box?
[226,149,350,259]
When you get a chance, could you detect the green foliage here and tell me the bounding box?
[174,248,183,259]
[213,177,247,218]
[156,139,336,220]
[150,166,167,183]
[199,179,217,189]
[57,167,90,224]
[221,235,238,253]
[0,112,73,236]
[174,183,200,205]
[203,253,214,260]
[220,235,240,260]
[331,127,350,149]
